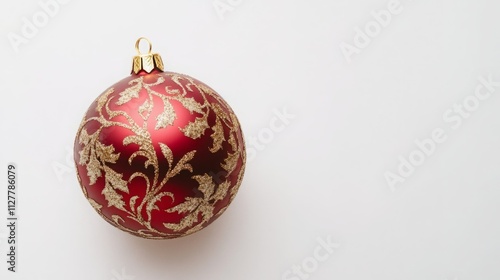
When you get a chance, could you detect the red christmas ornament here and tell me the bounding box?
[74,38,246,239]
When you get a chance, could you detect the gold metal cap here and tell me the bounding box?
[131,37,164,74]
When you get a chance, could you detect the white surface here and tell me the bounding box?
[1,0,500,279]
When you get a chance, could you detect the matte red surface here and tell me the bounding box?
[74,70,245,239]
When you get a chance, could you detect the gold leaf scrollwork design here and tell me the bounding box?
[76,74,245,238]
[164,174,231,234]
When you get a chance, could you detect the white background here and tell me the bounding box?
[1,0,500,279]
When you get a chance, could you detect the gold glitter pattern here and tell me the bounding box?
[75,73,245,239]
[164,174,231,234]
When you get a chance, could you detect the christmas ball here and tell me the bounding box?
[74,38,246,239]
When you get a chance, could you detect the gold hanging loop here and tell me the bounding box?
[131,37,164,74]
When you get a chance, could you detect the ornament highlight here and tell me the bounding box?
[74,38,246,239]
